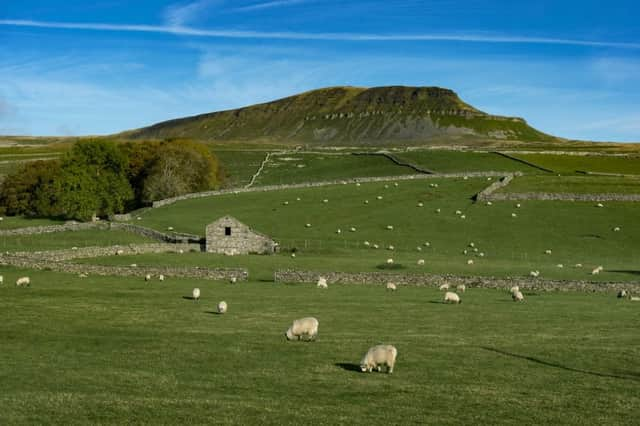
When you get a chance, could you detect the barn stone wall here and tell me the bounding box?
[205,216,277,255]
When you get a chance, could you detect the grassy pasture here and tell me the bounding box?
[253,153,416,186]
[392,150,544,173]
[213,150,270,188]
[0,229,157,252]
[511,153,640,175]
[0,269,638,425]
[501,175,640,194]
[0,216,65,230]
[128,178,640,282]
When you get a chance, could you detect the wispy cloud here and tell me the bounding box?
[1,19,639,49]
[233,0,311,12]
[163,0,220,26]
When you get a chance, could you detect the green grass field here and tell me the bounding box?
[124,178,640,282]
[0,269,638,425]
[214,150,270,188]
[500,175,640,194]
[0,229,156,252]
[393,150,544,173]
[510,153,640,175]
[254,153,416,186]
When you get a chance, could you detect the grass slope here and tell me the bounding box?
[127,178,640,282]
[0,229,157,252]
[500,175,640,194]
[0,270,638,425]
[511,153,640,175]
[392,150,545,173]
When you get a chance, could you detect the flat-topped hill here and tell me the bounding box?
[121,86,558,145]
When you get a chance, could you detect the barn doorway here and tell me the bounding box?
[225,226,232,236]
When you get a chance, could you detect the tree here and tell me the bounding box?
[141,139,220,202]
[0,159,61,216]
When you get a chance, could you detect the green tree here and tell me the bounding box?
[0,159,61,216]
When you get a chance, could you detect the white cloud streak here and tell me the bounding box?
[233,0,311,12]
[1,19,639,49]
[163,0,220,26]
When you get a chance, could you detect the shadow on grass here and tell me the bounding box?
[481,347,639,382]
[182,296,198,301]
[335,363,362,373]
[427,300,445,304]
[205,310,224,315]
[608,270,640,276]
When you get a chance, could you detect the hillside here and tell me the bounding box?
[121,86,558,145]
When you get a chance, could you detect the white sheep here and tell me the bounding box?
[591,266,603,275]
[617,290,628,299]
[0,275,3,285]
[424,242,431,247]
[386,282,397,291]
[386,225,394,230]
[460,215,466,219]
[167,226,174,231]
[596,203,604,208]
[417,202,424,207]
[467,259,474,265]
[439,283,450,291]
[469,242,475,248]
[511,213,517,218]
[349,227,356,232]
[323,199,329,203]
[144,274,152,282]
[455,210,462,215]
[416,246,422,252]
[192,288,201,301]
[285,317,319,341]
[387,245,395,251]
[364,241,370,247]
[456,284,466,293]
[613,227,621,232]
[305,223,312,228]
[16,276,30,287]
[158,274,165,281]
[115,249,124,255]
[630,297,640,302]
[336,229,342,234]
[512,291,524,302]
[364,200,369,204]
[435,208,441,213]
[78,273,88,278]
[291,253,296,258]
[377,196,383,200]
[317,277,328,289]
[556,264,564,268]
[130,263,138,268]
[544,249,552,255]
[360,345,398,374]
[574,263,583,268]
[386,258,394,265]
[516,203,522,208]
[230,277,237,284]
[510,285,520,294]
[373,244,379,249]
[443,291,461,304]
[486,201,493,206]
[217,301,228,314]
[417,259,425,265]
[529,271,540,278]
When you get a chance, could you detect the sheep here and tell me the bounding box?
[417,259,425,265]
[115,249,124,256]
[435,208,441,213]
[617,290,628,299]
[167,226,174,231]
[291,253,296,258]
[469,242,475,248]
[387,245,395,251]
[529,271,540,278]
[296,197,301,201]
[386,282,397,291]
[630,297,640,302]
[456,284,466,293]
[416,246,422,252]
[460,215,466,219]
[394,183,399,187]
[360,345,398,374]
[417,202,424,207]
[556,264,564,268]
[0,275,3,285]
[386,225,394,230]
[613,227,621,232]
[486,201,493,206]
[349,227,356,232]
[144,274,152,282]
[424,242,431,247]
[478,252,485,257]
[71,246,78,250]
[443,291,461,304]
[373,244,379,249]
[283,201,289,206]
[305,223,312,228]
[130,263,138,267]
[516,203,522,208]
[78,273,88,278]
[192,288,201,301]
[217,301,228,314]
[317,277,328,289]
[336,229,342,234]
[512,291,525,302]
[511,213,518,218]
[364,200,369,204]
[230,277,237,284]
[16,276,30,287]
[386,258,394,265]
[592,266,603,275]
[574,263,583,268]
[158,274,165,282]
[544,249,552,255]
[285,317,319,341]
[472,248,479,253]
[364,241,370,247]
[439,283,450,291]
[377,196,383,200]
[596,203,604,208]
[467,259,474,265]
[455,210,462,215]
[322,199,329,203]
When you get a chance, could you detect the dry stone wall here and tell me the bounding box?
[8,243,201,262]
[486,192,640,202]
[474,174,518,201]
[273,269,638,293]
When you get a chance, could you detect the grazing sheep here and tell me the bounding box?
[424,242,431,247]
[115,249,124,256]
[386,282,397,291]
[158,274,165,282]
[387,245,395,251]
[78,273,88,278]
[435,208,441,213]
[386,225,394,230]
[511,213,517,218]
[478,252,485,257]
[230,277,237,284]
[336,229,342,234]
[217,301,228,314]
[574,263,583,268]
[512,291,525,302]
[322,199,329,203]
[317,277,328,289]
[630,297,640,302]
[167,226,174,231]
[510,285,520,294]
[416,246,423,252]
[443,291,461,304]
[439,283,450,291]
[386,258,394,265]
[456,284,466,293]
[291,253,296,258]
[486,201,493,206]
[16,276,30,287]
[305,223,312,228]
[469,242,475,248]
[360,345,398,374]
[364,200,369,204]
[282,201,289,206]
[71,246,78,250]
[178,250,184,254]
[455,210,462,215]
[373,244,379,249]
[460,215,466,219]
[130,263,138,267]
[596,203,604,208]
[544,249,552,255]
[591,266,603,275]
[529,271,540,278]
[144,274,152,282]
[377,196,383,200]
[192,288,201,301]
[516,203,521,208]
[613,226,621,232]
[467,259,474,265]
[0,275,3,285]
[350,227,356,232]
[417,259,425,265]
[617,290,628,299]
[417,202,424,207]
[364,241,370,247]
[285,317,319,341]
[556,264,564,268]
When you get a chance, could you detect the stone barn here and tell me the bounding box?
[205,216,277,255]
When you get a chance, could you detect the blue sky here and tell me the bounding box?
[1,1,639,142]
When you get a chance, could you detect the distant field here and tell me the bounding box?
[0,269,637,424]
[0,229,156,252]
[253,153,416,186]
[0,216,64,230]
[511,153,640,175]
[393,150,544,173]
[128,178,640,282]
[500,175,640,194]
[213,150,270,188]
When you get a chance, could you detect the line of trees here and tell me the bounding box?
[0,139,221,221]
